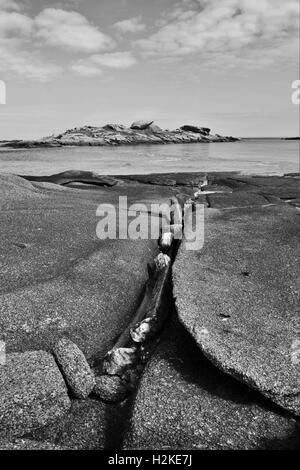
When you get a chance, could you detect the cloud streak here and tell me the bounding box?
[136,0,299,68]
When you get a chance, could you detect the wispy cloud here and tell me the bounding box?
[0,41,62,81]
[136,0,299,69]
[113,16,146,34]
[70,51,136,76]
[0,4,117,80]
[1,0,298,82]
[0,4,61,81]
[35,8,114,53]
[70,62,103,77]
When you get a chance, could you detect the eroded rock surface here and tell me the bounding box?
[0,351,70,439]
[53,338,95,398]
[124,319,300,450]
[0,122,238,148]
[174,176,300,416]
[0,439,66,450]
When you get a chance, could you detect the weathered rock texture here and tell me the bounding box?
[124,318,300,450]
[0,439,66,450]
[0,176,167,361]
[93,375,129,403]
[0,171,299,449]
[174,174,300,417]
[53,338,95,398]
[0,121,238,148]
[29,398,128,450]
[23,170,118,187]
[0,351,71,439]
[180,125,210,135]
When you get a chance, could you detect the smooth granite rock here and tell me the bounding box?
[174,202,300,416]
[0,351,71,439]
[53,338,95,398]
[124,318,300,450]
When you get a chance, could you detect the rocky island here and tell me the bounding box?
[0,120,238,149]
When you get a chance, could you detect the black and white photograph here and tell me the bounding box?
[0,0,299,457]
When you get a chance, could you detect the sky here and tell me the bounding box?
[0,0,299,139]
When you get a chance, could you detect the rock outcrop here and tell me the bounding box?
[1,171,298,449]
[0,121,238,148]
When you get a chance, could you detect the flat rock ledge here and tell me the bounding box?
[173,176,300,417]
[0,351,71,439]
[53,338,95,399]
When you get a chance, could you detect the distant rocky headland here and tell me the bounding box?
[0,120,239,149]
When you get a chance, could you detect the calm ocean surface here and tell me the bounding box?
[0,139,299,176]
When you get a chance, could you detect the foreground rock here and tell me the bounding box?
[0,351,71,438]
[0,175,167,360]
[53,338,95,398]
[24,170,118,187]
[174,181,300,416]
[124,318,300,450]
[0,121,238,148]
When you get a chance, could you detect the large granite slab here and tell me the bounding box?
[124,318,300,450]
[174,200,300,416]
